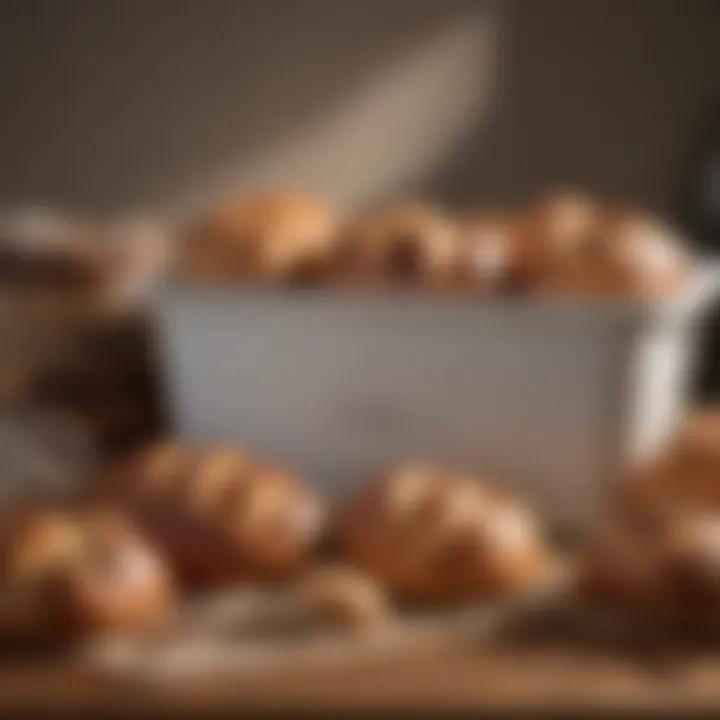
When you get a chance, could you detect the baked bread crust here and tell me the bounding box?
[93,442,326,587]
[0,506,172,642]
[336,463,545,605]
[179,191,339,283]
[332,201,459,288]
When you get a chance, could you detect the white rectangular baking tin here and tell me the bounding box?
[152,270,718,532]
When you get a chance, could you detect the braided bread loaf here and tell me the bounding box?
[336,463,546,605]
[93,442,326,588]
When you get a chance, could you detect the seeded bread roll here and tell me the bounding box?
[336,463,546,605]
[0,506,172,643]
[179,191,340,283]
[93,442,326,588]
[333,201,459,288]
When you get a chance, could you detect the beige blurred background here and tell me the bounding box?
[0,0,717,217]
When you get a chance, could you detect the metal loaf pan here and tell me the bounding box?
[151,267,719,533]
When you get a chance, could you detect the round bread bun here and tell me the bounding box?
[622,409,720,519]
[456,211,521,292]
[295,564,391,631]
[657,513,720,623]
[576,511,667,610]
[514,190,604,295]
[179,191,340,283]
[336,463,546,605]
[590,210,692,299]
[0,506,172,643]
[579,508,720,629]
[333,201,459,288]
[93,442,326,588]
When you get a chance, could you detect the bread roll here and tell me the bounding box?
[580,508,720,629]
[0,506,172,643]
[591,210,691,299]
[336,463,546,605]
[516,192,691,298]
[515,191,603,294]
[333,201,459,288]
[577,511,666,610]
[621,409,720,522]
[93,442,326,588]
[658,514,720,623]
[179,191,339,283]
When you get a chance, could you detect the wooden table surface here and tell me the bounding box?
[3,639,720,715]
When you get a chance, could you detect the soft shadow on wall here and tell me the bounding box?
[0,0,497,216]
[429,0,720,215]
[0,0,717,217]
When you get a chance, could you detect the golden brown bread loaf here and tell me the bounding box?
[174,187,692,297]
[93,442,326,588]
[515,191,691,298]
[514,191,603,294]
[581,409,720,621]
[577,510,666,610]
[336,463,546,605]
[579,507,720,629]
[179,191,340,283]
[333,201,459,288]
[0,506,172,643]
[622,408,720,518]
[590,210,691,299]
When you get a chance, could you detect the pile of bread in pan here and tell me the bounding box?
[178,189,694,298]
[3,407,720,646]
[0,188,694,302]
